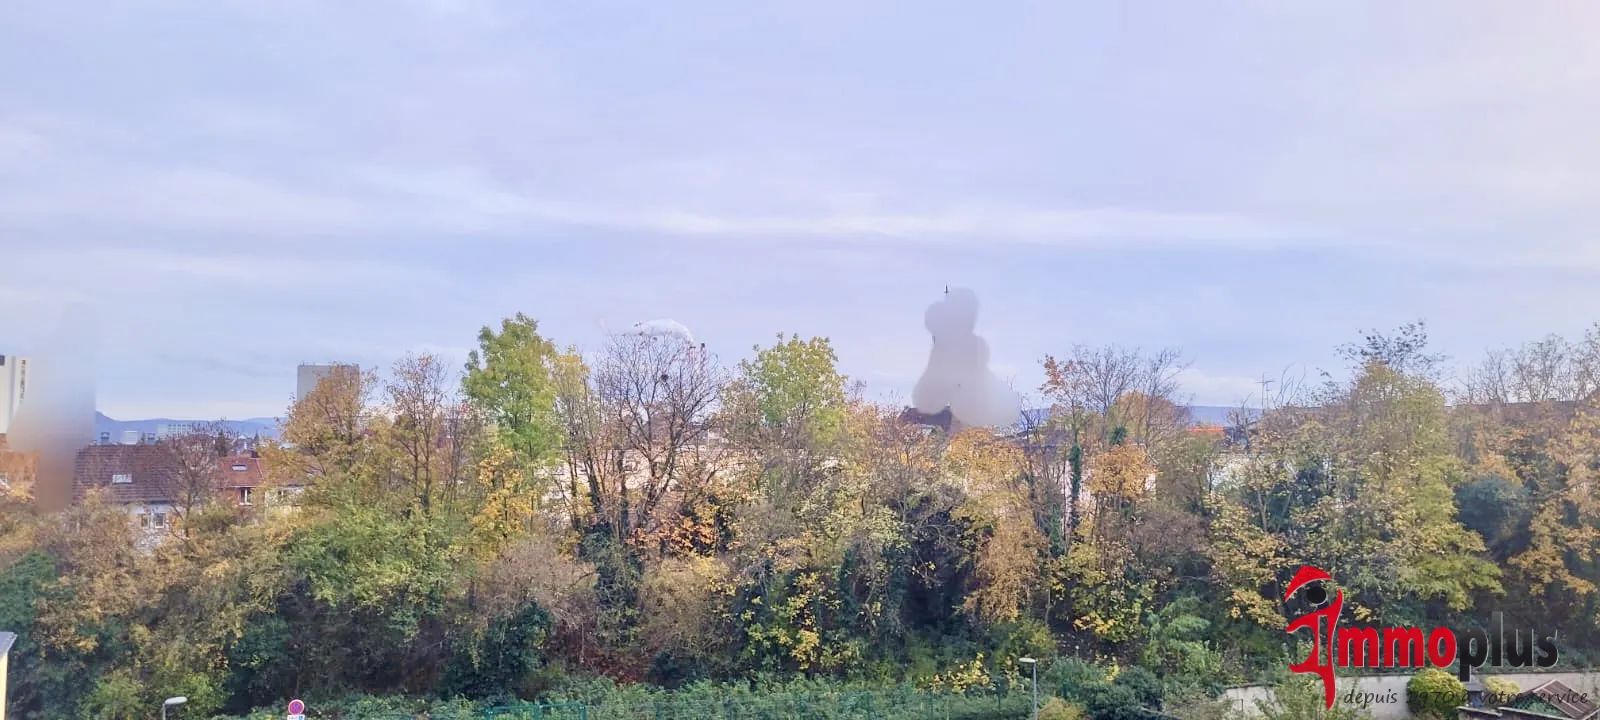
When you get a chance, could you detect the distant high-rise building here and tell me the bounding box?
[0,355,28,435]
[157,422,199,439]
[296,363,360,403]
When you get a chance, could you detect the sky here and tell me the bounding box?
[3,0,1600,420]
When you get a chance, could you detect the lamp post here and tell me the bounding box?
[162,696,187,720]
[1019,657,1038,720]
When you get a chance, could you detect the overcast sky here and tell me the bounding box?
[3,1,1599,420]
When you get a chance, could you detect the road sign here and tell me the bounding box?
[286,716,304,720]
[287,698,305,718]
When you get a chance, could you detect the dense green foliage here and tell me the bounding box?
[1405,668,1465,717]
[0,318,1597,719]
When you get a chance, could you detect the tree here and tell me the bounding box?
[1042,344,1192,555]
[1336,320,1446,378]
[947,429,1040,625]
[552,348,613,531]
[591,331,722,545]
[385,353,467,515]
[154,421,236,524]
[722,335,850,502]
[463,313,563,475]
[273,362,377,486]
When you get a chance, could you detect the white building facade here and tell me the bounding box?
[0,355,27,436]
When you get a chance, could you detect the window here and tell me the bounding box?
[239,487,253,506]
[111,473,132,484]
[231,464,248,471]
[139,513,150,529]
[151,512,168,529]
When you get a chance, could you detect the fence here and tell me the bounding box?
[479,688,1035,720]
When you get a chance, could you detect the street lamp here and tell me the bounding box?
[162,696,187,720]
[1019,658,1038,720]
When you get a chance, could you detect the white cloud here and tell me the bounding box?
[13,247,440,293]
[8,0,1600,418]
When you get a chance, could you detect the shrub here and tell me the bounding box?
[1039,696,1088,720]
[1047,657,1111,702]
[1483,676,1521,706]
[1406,668,1465,717]
[1083,683,1148,720]
[1256,675,1371,720]
[1112,666,1164,710]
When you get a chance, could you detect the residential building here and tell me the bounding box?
[71,445,180,545]
[297,363,359,402]
[217,451,303,510]
[0,355,27,436]
[157,422,199,440]
[71,444,303,546]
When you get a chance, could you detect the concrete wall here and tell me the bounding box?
[1217,672,1600,719]
[0,631,14,720]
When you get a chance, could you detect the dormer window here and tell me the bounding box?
[111,473,132,484]
[232,464,248,471]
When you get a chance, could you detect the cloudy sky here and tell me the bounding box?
[2,0,1599,420]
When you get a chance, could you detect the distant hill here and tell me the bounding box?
[1018,405,1258,428]
[93,412,282,441]
[91,405,1252,444]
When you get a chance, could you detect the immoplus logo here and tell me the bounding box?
[1284,565,1559,708]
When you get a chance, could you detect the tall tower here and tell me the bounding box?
[0,355,28,435]
[296,363,359,402]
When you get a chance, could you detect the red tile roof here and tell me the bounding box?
[218,454,266,489]
[72,445,181,505]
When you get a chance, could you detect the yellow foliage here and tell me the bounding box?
[469,442,536,559]
[945,429,1024,489]
[1087,443,1154,501]
[923,653,993,694]
[1039,697,1088,720]
[944,430,1045,625]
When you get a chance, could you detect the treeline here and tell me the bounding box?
[0,317,1596,719]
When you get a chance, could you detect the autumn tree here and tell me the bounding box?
[384,353,476,515]
[1042,344,1192,541]
[551,348,614,531]
[1456,326,1600,646]
[1216,327,1499,633]
[591,331,723,546]
[154,421,236,524]
[269,362,378,490]
[947,429,1041,625]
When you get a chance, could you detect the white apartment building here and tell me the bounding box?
[0,355,27,436]
[157,422,199,439]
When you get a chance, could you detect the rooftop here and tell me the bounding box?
[72,444,180,505]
